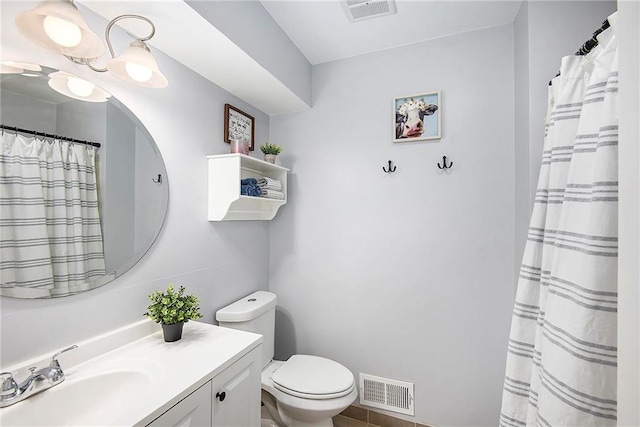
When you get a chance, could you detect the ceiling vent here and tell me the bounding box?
[341,0,397,22]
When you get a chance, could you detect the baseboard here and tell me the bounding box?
[333,404,434,427]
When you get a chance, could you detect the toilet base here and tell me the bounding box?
[261,390,335,427]
[261,405,281,427]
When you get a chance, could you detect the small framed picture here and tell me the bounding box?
[393,91,441,142]
[224,103,255,151]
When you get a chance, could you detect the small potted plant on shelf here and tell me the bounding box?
[144,284,202,342]
[260,143,282,164]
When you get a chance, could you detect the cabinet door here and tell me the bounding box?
[212,346,261,427]
[147,382,212,427]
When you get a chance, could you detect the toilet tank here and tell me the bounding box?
[216,291,276,368]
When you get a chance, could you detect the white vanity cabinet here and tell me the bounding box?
[146,346,261,427]
[207,153,288,221]
[211,347,262,427]
[146,382,212,427]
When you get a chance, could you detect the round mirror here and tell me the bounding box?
[0,64,169,298]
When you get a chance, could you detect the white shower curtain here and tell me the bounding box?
[0,132,106,298]
[500,14,618,427]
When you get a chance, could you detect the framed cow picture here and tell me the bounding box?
[393,92,441,142]
[224,103,255,151]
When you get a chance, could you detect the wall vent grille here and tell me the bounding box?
[341,0,397,22]
[359,373,415,416]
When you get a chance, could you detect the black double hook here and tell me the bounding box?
[383,160,396,173]
[437,156,453,169]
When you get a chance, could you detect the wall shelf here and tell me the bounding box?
[207,154,288,221]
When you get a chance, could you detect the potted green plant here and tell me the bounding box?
[144,284,202,342]
[259,143,282,164]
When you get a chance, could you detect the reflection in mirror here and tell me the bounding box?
[0,64,169,298]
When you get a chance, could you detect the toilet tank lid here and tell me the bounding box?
[216,291,277,322]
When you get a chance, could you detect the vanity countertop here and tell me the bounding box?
[0,320,262,427]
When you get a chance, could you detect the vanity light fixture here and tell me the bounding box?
[15,0,168,88]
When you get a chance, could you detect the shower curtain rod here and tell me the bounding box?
[0,124,101,148]
[576,18,611,56]
[549,18,611,85]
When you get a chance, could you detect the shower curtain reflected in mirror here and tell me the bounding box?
[500,14,619,427]
[0,132,106,298]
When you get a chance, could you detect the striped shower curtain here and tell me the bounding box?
[500,14,618,427]
[0,132,106,298]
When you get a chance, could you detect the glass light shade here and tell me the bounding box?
[15,0,104,59]
[67,76,95,97]
[43,15,82,47]
[124,62,153,83]
[0,61,42,75]
[107,42,168,88]
[48,71,110,102]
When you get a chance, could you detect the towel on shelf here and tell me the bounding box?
[240,178,261,196]
[241,184,262,197]
[257,177,282,191]
[259,189,285,200]
[241,178,258,186]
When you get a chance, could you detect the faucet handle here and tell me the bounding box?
[51,345,78,367]
[51,344,78,366]
[0,373,18,400]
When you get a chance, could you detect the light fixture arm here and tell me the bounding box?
[82,14,156,73]
[16,1,167,88]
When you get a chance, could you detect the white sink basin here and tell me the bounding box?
[0,361,155,426]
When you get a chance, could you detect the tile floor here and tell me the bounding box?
[333,405,433,427]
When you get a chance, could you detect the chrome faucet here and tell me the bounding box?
[0,345,77,408]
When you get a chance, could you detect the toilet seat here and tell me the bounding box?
[269,355,356,400]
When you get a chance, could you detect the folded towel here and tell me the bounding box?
[257,177,282,191]
[259,189,285,200]
[241,178,258,186]
[241,184,262,197]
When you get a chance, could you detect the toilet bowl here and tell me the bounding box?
[216,291,357,427]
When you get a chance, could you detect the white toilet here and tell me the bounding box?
[216,291,357,427]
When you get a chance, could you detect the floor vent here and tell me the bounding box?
[341,0,397,22]
[359,373,414,416]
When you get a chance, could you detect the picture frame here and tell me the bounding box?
[393,91,441,142]
[224,103,255,151]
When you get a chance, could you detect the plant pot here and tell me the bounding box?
[161,322,184,342]
[264,154,277,164]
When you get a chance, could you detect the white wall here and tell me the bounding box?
[134,127,164,254]
[186,0,312,108]
[0,1,271,366]
[1,89,57,133]
[513,2,530,284]
[617,1,640,424]
[56,97,106,143]
[103,103,136,274]
[269,25,515,426]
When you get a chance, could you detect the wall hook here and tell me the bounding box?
[383,160,397,173]
[437,156,453,169]
[152,174,162,183]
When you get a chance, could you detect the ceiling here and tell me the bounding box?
[77,0,523,115]
[260,0,523,65]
